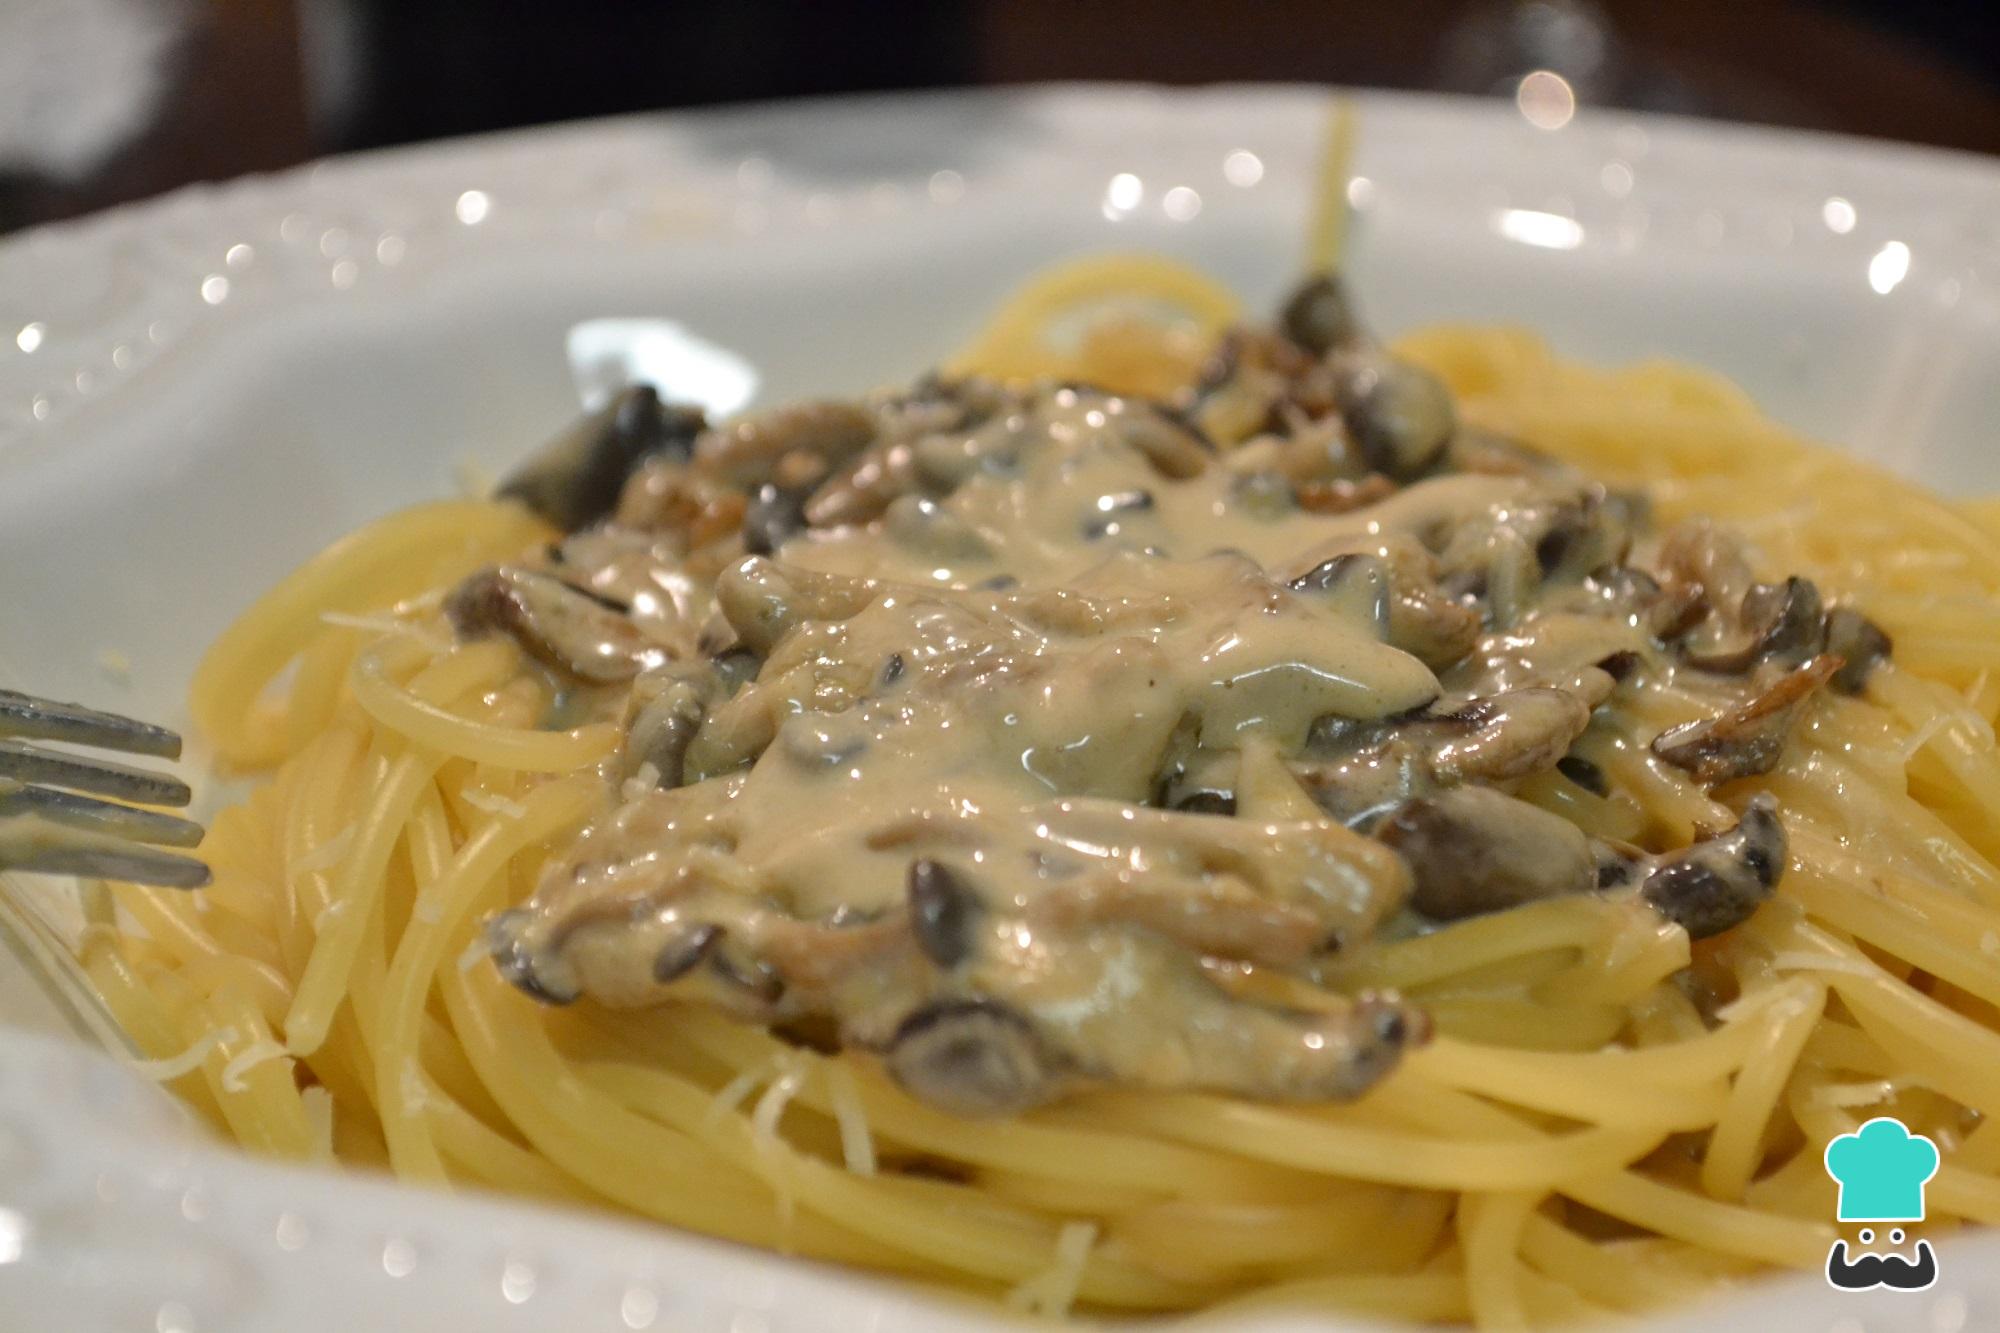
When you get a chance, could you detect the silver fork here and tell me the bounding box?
[0,689,209,888]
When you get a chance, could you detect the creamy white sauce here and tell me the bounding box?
[472,358,1832,1112]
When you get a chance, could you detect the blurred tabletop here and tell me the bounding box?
[2,0,1996,235]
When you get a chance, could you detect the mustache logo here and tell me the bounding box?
[1825,1237,1938,1292]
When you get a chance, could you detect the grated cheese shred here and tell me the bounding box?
[128,1025,237,1082]
[1006,1221,1099,1318]
[221,1039,294,1093]
[824,1061,878,1177]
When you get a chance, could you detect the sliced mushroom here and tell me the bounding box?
[498,386,706,533]
[1652,654,1842,786]
[1657,519,1756,618]
[1556,754,1610,796]
[741,482,811,556]
[1427,690,1596,784]
[693,399,876,490]
[486,908,580,1005]
[907,858,980,969]
[1116,407,1215,480]
[1334,351,1457,482]
[623,672,710,788]
[1290,540,1480,668]
[709,942,787,1006]
[1279,273,1366,356]
[1154,714,1238,814]
[1069,985,1429,1104]
[1295,686,1593,824]
[1445,428,1570,481]
[1279,994,1427,1100]
[1288,552,1391,635]
[609,461,750,546]
[1185,327,1313,445]
[802,438,923,528]
[1531,492,1637,584]
[1592,838,1646,888]
[446,566,655,683]
[885,999,1054,1116]
[1024,871,1336,967]
[1825,607,1893,694]
[1297,473,1397,514]
[1475,525,1542,630]
[1745,577,1829,663]
[652,923,723,983]
[1583,565,1704,639]
[1380,786,1596,921]
[1641,795,1785,937]
[1681,577,1827,673]
[713,557,881,655]
[1389,583,1482,669]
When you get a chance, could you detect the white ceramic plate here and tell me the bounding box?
[2,85,1998,1333]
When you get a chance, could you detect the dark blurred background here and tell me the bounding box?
[2,0,1995,234]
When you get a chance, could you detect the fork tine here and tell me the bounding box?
[0,739,193,807]
[0,783,205,849]
[0,817,211,889]
[0,689,183,760]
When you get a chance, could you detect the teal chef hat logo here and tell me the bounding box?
[1824,1117,1940,1222]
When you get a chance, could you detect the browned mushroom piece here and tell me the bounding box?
[884,999,1055,1115]
[445,566,659,683]
[907,857,980,969]
[1657,519,1756,615]
[741,482,813,556]
[802,436,926,528]
[885,971,1428,1115]
[609,461,751,547]
[622,669,714,788]
[1655,520,1831,675]
[1825,607,1894,694]
[1445,428,1572,481]
[1279,272,1367,356]
[1680,577,1828,673]
[1581,565,1705,639]
[1287,539,1481,669]
[1652,654,1843,786]
[1333,350,1457,482]
[1530,491,1639,583]
[1380,785,1597,920]
[1297,473,1397,514]
[1116,406,1216,480]
[486,908,582,1006]
[652,923,724,983]
[1294,686,1594,824]
[1288,552,1392,635]
[1388,572,1484,668]
[1641,795,1786,937]
[498,386,707,534]
[693,399,877,490]
[713,557,885,654]
[1184,326,1317,444]
[1037,980,1428,1105]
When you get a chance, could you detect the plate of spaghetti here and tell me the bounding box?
[3,85,2000,1333]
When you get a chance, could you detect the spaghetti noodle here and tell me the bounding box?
[70,265,2000,1331]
